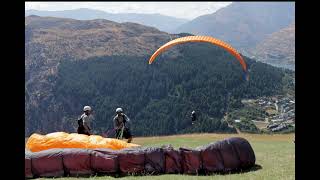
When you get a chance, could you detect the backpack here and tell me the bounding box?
[77,117,84,127]
[77,117,86,134]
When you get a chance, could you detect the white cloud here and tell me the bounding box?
[25,2,232,20]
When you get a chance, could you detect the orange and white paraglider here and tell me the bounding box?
[148,35,249,81]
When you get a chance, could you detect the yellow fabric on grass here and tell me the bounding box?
[26,132,139,152]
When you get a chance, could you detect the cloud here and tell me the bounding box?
[25,2,232,20]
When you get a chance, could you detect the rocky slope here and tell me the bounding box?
[248,23,295,68]
[175,2,295,51]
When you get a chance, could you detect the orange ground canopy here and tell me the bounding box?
[26,132,140,152]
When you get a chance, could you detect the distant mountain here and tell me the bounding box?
[248,23,295,70]
[175,2,295,51]
[25,8,188,33]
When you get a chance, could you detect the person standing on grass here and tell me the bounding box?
[77,106,93,135]
[113,107,133,143]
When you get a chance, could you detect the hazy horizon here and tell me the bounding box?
[25,2,232,20]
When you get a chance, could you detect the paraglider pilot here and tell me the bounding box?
[113,108,133,143]
[77,106,94,135]
[191,110,197,125]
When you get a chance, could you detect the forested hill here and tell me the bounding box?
[25,16,177,136]
[28,43,293,137]
[25,16,294,137]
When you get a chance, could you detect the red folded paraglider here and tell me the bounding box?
[25,136,256,178]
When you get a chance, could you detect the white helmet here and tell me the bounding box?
[83,106,91,112]
[116,108,123,113]
[192,111,196,114]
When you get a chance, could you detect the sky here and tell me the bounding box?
[25,2,232,20]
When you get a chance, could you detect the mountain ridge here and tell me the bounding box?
[175,2,295,50]
[248,23,295,69]
[25,8,188,33]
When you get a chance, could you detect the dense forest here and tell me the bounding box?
[27,43,293,137]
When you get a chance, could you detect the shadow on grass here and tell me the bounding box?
[95,164,263,178]
[36,165,262,179]
[202,164,263,176]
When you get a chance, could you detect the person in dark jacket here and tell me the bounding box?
[77,106,93,135]
[113,107,133,143]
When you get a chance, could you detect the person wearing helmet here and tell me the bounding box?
[113,107,133,143]
[191,110,197,125]
[77,106,93,135]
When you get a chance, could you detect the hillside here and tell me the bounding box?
[25,16,177,135]
[175,2,295,51]
[25,8,188,33]
[248,23,295,69]
[25,16,294,137]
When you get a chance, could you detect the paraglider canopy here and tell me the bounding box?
[148,35,249,81]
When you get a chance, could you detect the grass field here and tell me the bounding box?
[34,133,295,180]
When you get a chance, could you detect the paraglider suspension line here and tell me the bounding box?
[117,125,125,140]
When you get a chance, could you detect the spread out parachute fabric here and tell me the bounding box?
[26,132,140,152]
[148,35,249,81]
[25,137,256,178]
